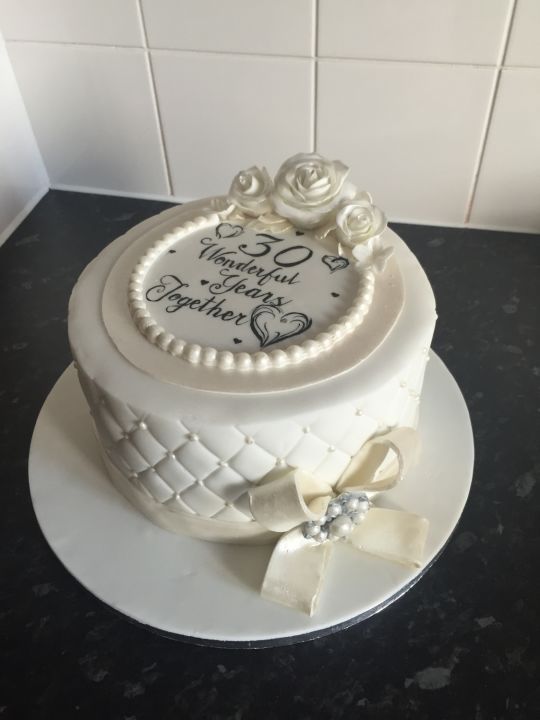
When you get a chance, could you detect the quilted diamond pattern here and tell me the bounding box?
[78,342,429,524]
[143,417,189,450]
[138,468,176,503]
[251,421,304,458]
[213,505,252,522]
[286,434,331,473]
[115,438,150,473]
[130,426,168,466]
[163,493,198,515]
[95,406,125,442]
[196,426,246,459]
[180,482,229,516]
[227,444,277,482]
[153,454,195,493]
[174,440,219,478]
[204,466,249,503]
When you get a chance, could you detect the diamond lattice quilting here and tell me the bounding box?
[77,342,429,523]
[138,468,176,503]
[196,426,247,459]
[251,421,304,458]
[204,466,249,503]
[153,454,195,494]
[174,440,219,479]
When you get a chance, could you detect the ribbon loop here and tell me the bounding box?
[250,469,332,533]
[337,427,420,493]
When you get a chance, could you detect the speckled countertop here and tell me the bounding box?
[1,191,539,719]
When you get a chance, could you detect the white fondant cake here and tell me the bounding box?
[68,153,437,548]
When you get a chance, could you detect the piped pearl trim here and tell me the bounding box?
[128,212,376,373]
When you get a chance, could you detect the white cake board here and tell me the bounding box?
[29,353,474,648]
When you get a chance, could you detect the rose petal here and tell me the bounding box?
[228,165,273,217]
[355,190,374,204]
[272,194,332,229]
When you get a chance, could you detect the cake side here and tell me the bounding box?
[75,337,430,542]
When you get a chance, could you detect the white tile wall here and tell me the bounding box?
[317,61,496,225]
[0,0,143,46]
[1,0,539,233]
[470,68,540,232]
[319,0,512,64]
[152,52,313,198]
[7,43,168,195]
[505,0,540,67]
[141,0,314,56]
[0,32,47,246]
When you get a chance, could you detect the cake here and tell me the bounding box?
[68,153,436,613]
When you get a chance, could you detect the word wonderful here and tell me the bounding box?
[198,238,304,288]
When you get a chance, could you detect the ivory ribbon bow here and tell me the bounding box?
[249,427,429,615]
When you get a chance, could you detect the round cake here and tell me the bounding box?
[68,153,437,546]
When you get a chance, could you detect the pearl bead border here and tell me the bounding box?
[127,212,376,372]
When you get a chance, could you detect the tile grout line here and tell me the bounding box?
[311,0,319,152]
[10,38,540,69]
[4,37,312,61]
[136,0,174,196]
[498,0,519,67]
[463,70,503,224]
[464,0,518,223]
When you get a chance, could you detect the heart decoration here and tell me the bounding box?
[216,222,244,239]
[233,338,242,345]
[200,279,209,285]
[322,255,350,274]
[331,292,340,298]
[250,304,312,349]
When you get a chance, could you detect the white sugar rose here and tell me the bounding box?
[227,166,273,217]
[271,153,356,229]
[335,192,387,248]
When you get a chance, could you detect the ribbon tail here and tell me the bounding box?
[260,528,332,616]
[348,508,429,568]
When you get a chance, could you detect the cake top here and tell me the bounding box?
[70,151,437,416]
[127,153,394,372]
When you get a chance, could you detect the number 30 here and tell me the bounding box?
[238,233,313,267]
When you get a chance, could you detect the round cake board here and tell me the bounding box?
[29,353,474,648]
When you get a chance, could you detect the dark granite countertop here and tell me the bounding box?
[1,190,539,719]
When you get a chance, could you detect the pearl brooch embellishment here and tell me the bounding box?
[302,492,371,543]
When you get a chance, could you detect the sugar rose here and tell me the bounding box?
[227,166,273,217]
[335,192,387,247]
[271,153,356,229]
